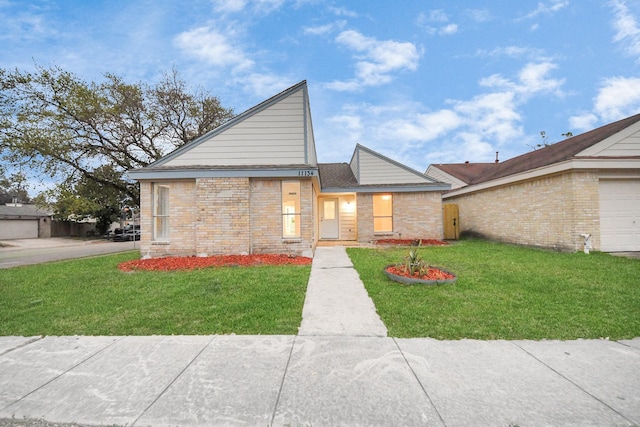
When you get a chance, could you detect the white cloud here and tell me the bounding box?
[521,0,569,20]
[517,62,564,95]
[610,0,640,59]
[416,10,458,36]
[327,114,363,142]
[212,0,246,13]
[427,9,449,23]
[174,26,254,71]
[594,76,640,121]
[440,23,458,35]
[568,77,640,131]
[477,45,546,59]
[569,113,598,131]
[329,6,358,17]
[212,0,284,14]
[242,73,296,98]
[466,9,491,22]
[479,61,564,98]
[303,20,346,36]
[322,60,565,166]
[328,30,421,90]
[387,109,462,143]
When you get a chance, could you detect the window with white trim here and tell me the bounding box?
[373,194,393,233]
[153,184,170,240]
[282,181,301,238]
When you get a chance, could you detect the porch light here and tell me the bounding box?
[342,200,355,212]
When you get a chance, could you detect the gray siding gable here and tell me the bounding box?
[148,80,318,168]
[349,144,442,185]
[577,120,640,157]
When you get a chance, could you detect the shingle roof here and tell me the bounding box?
[318,163,358,188]
[435,112,640,186]
[0,204,52,218]
[431,163,496,184]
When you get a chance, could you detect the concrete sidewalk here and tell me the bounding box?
[0,335,639,426]
[1,246,639,426]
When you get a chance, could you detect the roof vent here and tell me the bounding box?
[495,151,499,163]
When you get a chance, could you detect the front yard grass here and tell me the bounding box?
[348,240,640,340]
[0,251,310,336]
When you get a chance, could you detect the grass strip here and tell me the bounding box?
[347,240,640,340]
[0,251,310,336]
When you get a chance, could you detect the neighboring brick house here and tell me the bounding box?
[128,81,449,258]
[426,114,640,252]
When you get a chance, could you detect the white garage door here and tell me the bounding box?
[599,179,640,252]
[0,219,39,239]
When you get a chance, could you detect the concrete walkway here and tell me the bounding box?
[1,245,639,426]
[298,246,387,337]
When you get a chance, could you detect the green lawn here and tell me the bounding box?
[0,251,310,336]
[347,240,640,340]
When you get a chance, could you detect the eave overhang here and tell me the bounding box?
[444,157,640,198]
[127,166,319,180]
[321,184,451,193]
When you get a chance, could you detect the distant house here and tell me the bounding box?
[426,114,640,252]
[128,81,449,258]
[0,203,53,239]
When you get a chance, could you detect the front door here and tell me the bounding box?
[320,198,339,239]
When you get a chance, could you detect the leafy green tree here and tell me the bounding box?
[0,65,233,220]
[35,165,135,235]
[0,170,30,204]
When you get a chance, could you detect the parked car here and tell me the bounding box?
[112,225,140,241]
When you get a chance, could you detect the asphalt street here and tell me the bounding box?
[0,238,137,269]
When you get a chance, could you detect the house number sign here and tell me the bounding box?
[297,170,316,177]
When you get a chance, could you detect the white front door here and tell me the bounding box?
[320,198,339,239]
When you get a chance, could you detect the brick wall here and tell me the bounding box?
[195,177,251,255]
[139,177,316,258]
[139,179,197,258]
[446,171,600,251]
[250,178,315,257]
[357,191,444,242]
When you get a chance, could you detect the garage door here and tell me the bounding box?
[599,179,640,252]
[0,219,39,239]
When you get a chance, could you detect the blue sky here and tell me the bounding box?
[3,0,640,180]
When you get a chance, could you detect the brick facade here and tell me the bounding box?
[446,171,600,251]
[249,179,315,256]
[138,177,316,258]
[357,192,444,242]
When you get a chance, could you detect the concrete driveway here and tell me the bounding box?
[0,238,137,269]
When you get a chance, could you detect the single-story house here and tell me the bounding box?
[128,81,449,258]
[426,114,640,252]
[0,203,53,239]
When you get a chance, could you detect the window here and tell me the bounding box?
[282,181,301,238]
[373,194,393,233]
[153,184,170,240]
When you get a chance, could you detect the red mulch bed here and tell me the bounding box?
[118,254,312,272]
[385,265,455,281]
[374,239,448,246]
